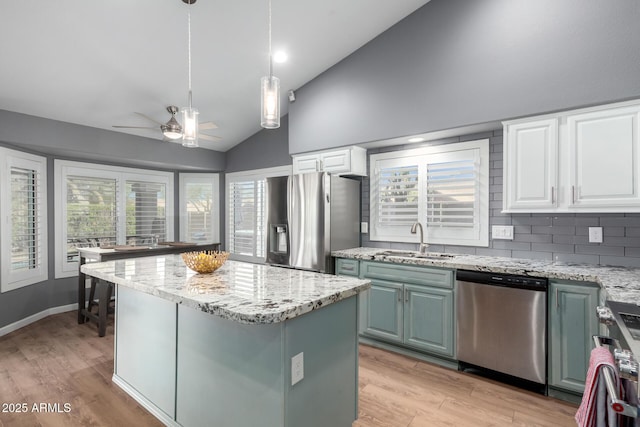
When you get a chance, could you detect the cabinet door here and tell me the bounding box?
[320,149,350,174]
[503,118,558,211]
[549,282,599,394]
[568,105,640,208]
[293,155,319,174]
[363,279,403,343]
[403,285,454,357]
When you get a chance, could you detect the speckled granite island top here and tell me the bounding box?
[81,255,371,324]
[332,247,640,304]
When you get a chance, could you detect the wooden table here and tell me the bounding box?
[77,243,220,336]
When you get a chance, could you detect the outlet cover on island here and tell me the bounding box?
[361,222,369,234]
[492,225,514,240]
[291,352,304,386]
[589,227,603,243]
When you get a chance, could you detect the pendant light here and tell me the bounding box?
[181,0,199,147]
[260,0,280,129]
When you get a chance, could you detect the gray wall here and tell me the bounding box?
[289,0,640,154]
[0,110,225,329]
[225,115,291,173]
[362,131,640,268]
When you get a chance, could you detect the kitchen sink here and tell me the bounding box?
[376,250,456,260]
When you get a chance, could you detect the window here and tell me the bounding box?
[179,173,220,243]
[370,139,489,247]
[226,166,291,263]
[0,148,48,292]
[55,160,174,278]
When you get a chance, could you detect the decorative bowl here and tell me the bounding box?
[181,251,229,274]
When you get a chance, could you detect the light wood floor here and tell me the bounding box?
[0,311,577,427]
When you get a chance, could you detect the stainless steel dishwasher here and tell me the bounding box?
[456,270,548,388]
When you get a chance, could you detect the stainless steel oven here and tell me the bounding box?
[596,301,640,424]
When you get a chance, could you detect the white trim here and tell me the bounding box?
[178,173,220,243]
[0,303,77,338]
[112,375,181,427]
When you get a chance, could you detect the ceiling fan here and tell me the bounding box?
[113,106,221,142]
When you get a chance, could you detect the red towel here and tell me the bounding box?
[576,346,620,427]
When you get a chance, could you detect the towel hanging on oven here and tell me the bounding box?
[576,346,622,427]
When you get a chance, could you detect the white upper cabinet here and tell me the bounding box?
[504,118,558,211]
[504,100,640,213]
[292,146,367,176]
[568,105,640,209]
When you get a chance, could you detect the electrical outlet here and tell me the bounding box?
[361,222,369,234]
[291,352,304,386]
[589,227,603,243]
[492,225,514,240]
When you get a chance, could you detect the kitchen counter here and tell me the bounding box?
[81,255,370,426]
[332,247,640,304]
[81,254,370,324]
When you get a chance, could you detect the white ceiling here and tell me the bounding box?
[0,0,429,152]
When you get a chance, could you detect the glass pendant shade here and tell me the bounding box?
[261,75,280,129]
[181,107,199,147]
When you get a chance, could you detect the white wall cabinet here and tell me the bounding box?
[503,100,640,213]
[292,146,366,176]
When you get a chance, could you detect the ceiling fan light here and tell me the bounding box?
[181,106,199,147]
[261,75,280,129]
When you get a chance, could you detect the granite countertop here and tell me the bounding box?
[332,247,640,305]
[81,255,371,324]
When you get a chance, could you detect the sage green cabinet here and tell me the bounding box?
[548,281,599,394]
[357,260,455,358]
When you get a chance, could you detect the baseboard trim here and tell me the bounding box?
[0,303,78,337]
[112,374,179,427]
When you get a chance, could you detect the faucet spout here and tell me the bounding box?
[410,221,429,254]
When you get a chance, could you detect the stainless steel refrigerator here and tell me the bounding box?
[265,172,360,273]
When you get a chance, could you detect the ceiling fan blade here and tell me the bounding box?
[134,112,164,126]
[112,125,157,129]
[199,121,218,130]
[199,134,222,142]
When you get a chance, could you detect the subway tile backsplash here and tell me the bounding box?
[360,129,640,268]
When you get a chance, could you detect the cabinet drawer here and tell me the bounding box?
[360,261,453,289]
[336,258,359,277]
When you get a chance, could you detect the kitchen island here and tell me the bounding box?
[81,255,370,427]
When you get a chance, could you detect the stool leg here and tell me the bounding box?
[97,281,113,337]
[87,278,97,313]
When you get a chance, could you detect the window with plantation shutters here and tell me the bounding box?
[226,165,291,263]
[125,180,166,244]
[1,149,48,292]
[370,139,489,247]
[65,176,117,262]
[179,173,220,243]
[55,160,174,278]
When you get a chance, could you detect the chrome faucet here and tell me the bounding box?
[410,221,429,254]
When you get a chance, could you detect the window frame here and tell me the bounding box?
[0,147,48,292]
[54,160,174,278]
[225,165,291,264]
[369,139,489,247]
[178,173,220,243]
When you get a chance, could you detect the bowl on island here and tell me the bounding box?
[181,251,229,274]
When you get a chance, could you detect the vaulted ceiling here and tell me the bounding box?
[0,0,429,151]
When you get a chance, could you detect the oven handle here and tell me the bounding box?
[593,335,639,418]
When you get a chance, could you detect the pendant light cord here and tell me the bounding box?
[187,8,193,108]
[268,0,273,78]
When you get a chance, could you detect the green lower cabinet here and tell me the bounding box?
[364,279,403,343]
[548,281,599,394]
[404,285,454,357]
[355,261,455,360]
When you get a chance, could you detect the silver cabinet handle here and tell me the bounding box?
[555,288,559,310]
[397,290,402,302]
[572,185,576,204]
[404,289,409,302]
[551,186,555,204]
